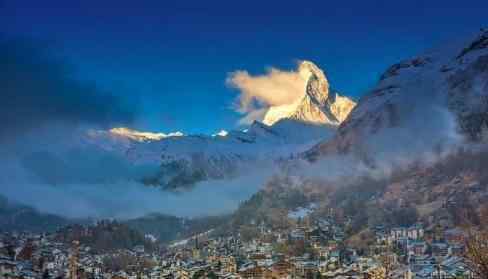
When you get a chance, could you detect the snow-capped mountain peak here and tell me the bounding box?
[263,61,356,126]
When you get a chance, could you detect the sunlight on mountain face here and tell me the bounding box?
[262,101,302,125]
[109,127,183,142]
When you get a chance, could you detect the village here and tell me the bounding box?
[0,214,475,279]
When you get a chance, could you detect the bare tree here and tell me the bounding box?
[465,230,488,279]
[379,252,396,279]
[480,205,488,230]
[371,245,396,279]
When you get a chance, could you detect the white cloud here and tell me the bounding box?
[227,65,307,124]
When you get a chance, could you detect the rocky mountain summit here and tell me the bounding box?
[263,61,355,126]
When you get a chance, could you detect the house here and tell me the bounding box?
[408,241,428,255]
[293,260,318,278]
[432,243,449,257]
[0,259,16,276]
[270,259,292,278]
[391,227,407,240]
[239,263,271,279]
[444,228,465,245]
[407,225,424,240]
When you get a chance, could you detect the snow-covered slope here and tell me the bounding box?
[304,29,488,161]
[126,120,333,189]
[263,61,356,126]
[85,61,356,189]
[85,120,333,190]
[83,128,183,153]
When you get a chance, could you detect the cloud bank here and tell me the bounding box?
[1,152,270,219]
[227,65,307,124]
[0,37,136,143]
[0,37,152,219]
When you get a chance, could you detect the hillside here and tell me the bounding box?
[0,195,71,233]
[223,145,488,240]
[125,213,229,244]
[305,29,488,162]
[55,220,156,253]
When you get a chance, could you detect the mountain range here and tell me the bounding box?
[85,60,356,189]
[85,29,488,189]
[2,29,488,244]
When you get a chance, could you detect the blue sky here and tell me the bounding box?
[1,0,487,134]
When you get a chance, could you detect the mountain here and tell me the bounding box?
[86,61,356,190]
[225,146,488,242]
[305,29,488,161]
[229,30,488,239]
[83,128,184,153]
[85,120,335,190]
[263,61,356,126]
[55,220,153,253]
[4,33,488,243]
[0,195,71,233]
[127,118,334,190]
[125,213,229,244]
[108,127,184,142]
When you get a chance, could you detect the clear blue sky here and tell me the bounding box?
[1,0,486,134]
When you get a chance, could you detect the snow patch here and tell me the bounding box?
[288,203,317,220]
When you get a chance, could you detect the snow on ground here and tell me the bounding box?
[287,203,317,220]
[169,229,215,248]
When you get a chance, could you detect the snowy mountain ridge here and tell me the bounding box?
[109,127,183,142]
